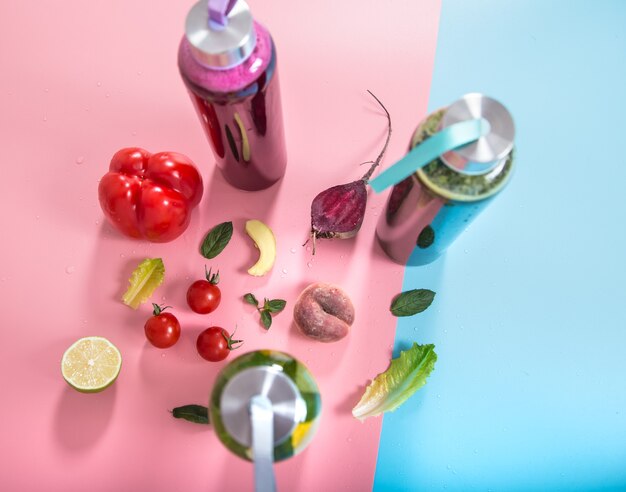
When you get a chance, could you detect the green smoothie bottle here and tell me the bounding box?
[375,94,515,266]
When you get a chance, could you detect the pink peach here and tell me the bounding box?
[293,283,355,342]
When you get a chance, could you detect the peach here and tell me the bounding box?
[293,283,355,342]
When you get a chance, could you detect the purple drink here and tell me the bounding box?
[178,1,286,191]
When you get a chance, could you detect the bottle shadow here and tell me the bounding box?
[200,166,285,279]
[53,384,117,452]
[201,165,284,228]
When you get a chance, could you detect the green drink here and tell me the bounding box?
[376,94,515,265]
[210,350,321,462]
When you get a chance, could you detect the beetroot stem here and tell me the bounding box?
[361,90,392,182]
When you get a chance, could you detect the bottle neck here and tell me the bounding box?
[185,0,257,70]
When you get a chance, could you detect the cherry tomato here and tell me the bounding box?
[187,267,221,314]
[98,148,203,243]
[144,304,181,348]
[196,327,243,362]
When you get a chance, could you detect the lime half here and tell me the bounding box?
[61,336,122,393]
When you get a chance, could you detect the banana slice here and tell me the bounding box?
[245,219,276,276]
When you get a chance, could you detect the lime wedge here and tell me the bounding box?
[61,336,122,393]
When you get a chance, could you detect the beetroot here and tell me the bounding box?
[309,91,391,253]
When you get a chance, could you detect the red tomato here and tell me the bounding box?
[196,327,242,362]
[98,148,203,243]
[187,267,221,314]
[144,304,181,348]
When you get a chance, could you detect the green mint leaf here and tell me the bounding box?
[417,225,435,249]
[390,289,436,317]
[264,299,286,314]
[171,404,209,425]
[243,293,258,306]
[260,310,272,330]
[201,222,233,259]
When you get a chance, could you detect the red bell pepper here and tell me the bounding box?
[98,148,203,242]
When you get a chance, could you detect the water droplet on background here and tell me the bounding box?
[119,253,125,258]
[282,268,288,274]
[76,156,84,164]
[305,245,311,252]
[306,262,312,268]
[96,81,102,87]
[65,265,75,274]
[161,353,166,358]
[290,248,296,254]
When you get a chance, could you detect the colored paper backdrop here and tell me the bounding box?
[375,1,626,491]
[0,1,439,491]
[1,1,625,491]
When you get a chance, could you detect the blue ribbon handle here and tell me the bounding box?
[369,118,490,193]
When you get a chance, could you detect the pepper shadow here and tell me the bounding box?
[54,384,117,451]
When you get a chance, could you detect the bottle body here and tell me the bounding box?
[376,108,515,266]
[178,21,287,191]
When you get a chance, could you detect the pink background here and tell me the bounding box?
[0,1,440,490]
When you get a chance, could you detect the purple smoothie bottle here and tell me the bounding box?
[178,0,287,191]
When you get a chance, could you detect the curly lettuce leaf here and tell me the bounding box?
[352,343,437,421]
[122,258,165,309]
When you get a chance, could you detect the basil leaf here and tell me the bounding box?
[417,225,435,249]
[172,404,209,425]
[264,299,286,313]
[390,289,436,317]
[243,293,258,306]
[201,222,233,259]
[260,310,272,330]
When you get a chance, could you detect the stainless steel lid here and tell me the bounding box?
[185,0,257,69]
[440,94,515,175]
[219,366,307,447]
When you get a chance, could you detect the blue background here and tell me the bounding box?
[374,1,626,490]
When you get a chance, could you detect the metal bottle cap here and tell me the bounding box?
[185,0,257,69]
[440,93,515,175]
[219,366,307,447]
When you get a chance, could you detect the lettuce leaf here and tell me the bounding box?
[122,258,165,309]
[352,343,437,421]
